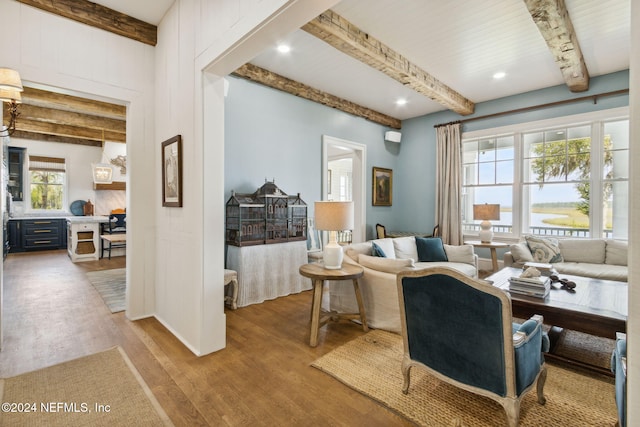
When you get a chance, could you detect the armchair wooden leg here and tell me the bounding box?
[537,364,547,405]
[502,398,520,427]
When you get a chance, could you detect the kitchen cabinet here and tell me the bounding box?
[8,218,67,253]
[8,147,25,202]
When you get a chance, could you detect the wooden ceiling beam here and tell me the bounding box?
[9,131,103,147]
[302,10,475,116]
[14,118,126,143]
[524,0,589,92]
[13,104,126,133]
[22,87,126,119]
[16,0,157,46]
[233,63,402,129]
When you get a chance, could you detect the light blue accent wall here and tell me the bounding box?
[225,71,629,241]
[224,75,403,239]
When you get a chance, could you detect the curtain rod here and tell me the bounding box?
[434,88,629,128]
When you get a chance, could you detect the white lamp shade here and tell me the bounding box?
[314,201,354,231]
[0,68,24,92]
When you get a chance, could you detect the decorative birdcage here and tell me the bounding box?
[225,180,307,246]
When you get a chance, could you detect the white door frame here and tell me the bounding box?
[322,135,366,243]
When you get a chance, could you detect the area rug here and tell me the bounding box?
[86,268,125,313]
[312,330,617,426]
[0,346,173,426]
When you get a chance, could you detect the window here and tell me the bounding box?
[462,109,629,240]
[462,136,514,233]
[29,156,66,211]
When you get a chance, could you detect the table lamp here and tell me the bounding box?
[314,201,354,269]
[473,203,500,243]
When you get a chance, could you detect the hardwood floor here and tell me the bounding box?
[0,250,411,426]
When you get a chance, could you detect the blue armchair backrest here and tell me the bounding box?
[399,271,510,397]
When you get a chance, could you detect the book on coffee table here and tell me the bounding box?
[508,276,551,298]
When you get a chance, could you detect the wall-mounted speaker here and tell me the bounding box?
[385,131,402,143]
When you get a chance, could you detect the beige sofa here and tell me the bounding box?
[327,236,478,333]
[503,237,628,282]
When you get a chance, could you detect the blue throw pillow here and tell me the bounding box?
[372,242,387,257]
[415,237,448,262]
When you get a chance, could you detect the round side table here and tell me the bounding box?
[299,263,367,347]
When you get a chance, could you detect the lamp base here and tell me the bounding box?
[323,240,343,269]
[479,220,494,243]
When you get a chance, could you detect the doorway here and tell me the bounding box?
[322,135,366,243]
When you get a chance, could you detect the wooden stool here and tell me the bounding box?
[224,269,238,310]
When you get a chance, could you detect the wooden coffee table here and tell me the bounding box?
[487,267,627,374]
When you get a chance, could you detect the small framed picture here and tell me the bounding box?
[161,135,183,207]
[372,167,392,206]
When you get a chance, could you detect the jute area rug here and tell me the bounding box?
[0,346,173,426]
[86,268,125,313]
[312,330,617,427]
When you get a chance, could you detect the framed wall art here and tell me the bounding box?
[372,167,392,206]
[161,135,183,207]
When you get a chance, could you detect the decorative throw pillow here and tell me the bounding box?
[443,244,475,265]
[510,242,534,264]
[372,242,387,257]
[370,238,396,259]
[525,236,563,264]
[415,237,448,262]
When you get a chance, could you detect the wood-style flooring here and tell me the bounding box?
[0,250,411,426]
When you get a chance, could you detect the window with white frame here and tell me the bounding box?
[462,109,629,240]
[29,155,66,211]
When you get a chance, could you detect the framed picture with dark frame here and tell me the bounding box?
[161,135,183,207]
[372,167,392,206]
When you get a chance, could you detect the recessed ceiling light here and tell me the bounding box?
[493,71,506,80]
[277,44,291,54]
[395,98,407,106]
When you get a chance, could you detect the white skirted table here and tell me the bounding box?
[226,240,310,307]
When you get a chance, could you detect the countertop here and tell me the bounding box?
[10,215,110,223]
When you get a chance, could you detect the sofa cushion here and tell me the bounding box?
[345,241,373,262]
[415,237,448,262]
[371,238,396,259]
[443,244,475,266]
[393,236,419,260]
[372,242,387,257]
[605,240,628,266]
[510,242,534,264]
[525,236,563,263]
[559,239,605,264]
[359,254,415,274]
[553,262,627,282]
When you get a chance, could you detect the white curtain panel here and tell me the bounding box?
[435,123,463,245]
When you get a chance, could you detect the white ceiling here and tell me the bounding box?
[93,0,630,121]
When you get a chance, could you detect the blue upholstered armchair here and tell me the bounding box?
[396,267,549,427]
[611,332,627,427]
